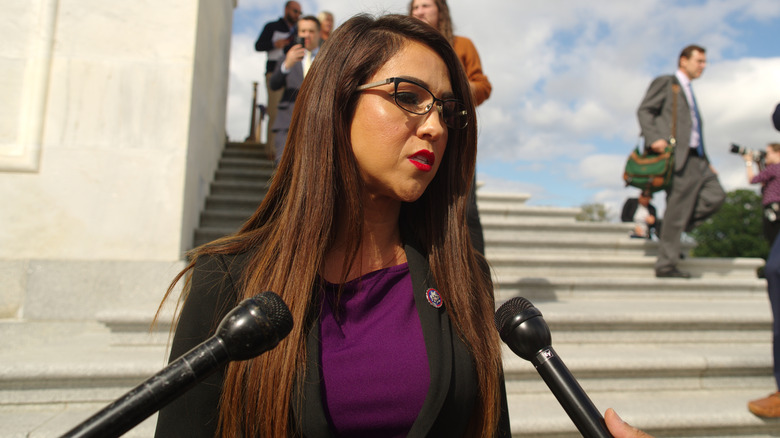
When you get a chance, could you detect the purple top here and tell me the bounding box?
[319,263,430,437]
[752,163,780,205]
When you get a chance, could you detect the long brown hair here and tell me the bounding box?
[162,14,501,437]
[408,0,455,43]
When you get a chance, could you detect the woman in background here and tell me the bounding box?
[409,0,491,255]
[318,10,334,42]
[409,0,491,106]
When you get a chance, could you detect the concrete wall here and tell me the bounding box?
[0,0,235,319]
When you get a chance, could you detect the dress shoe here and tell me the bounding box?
[748,391,780,418]
[655,267,691,278]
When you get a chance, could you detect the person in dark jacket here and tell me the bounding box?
[255,1,301,151]
[621,190,661,239]
[156,14,507,437]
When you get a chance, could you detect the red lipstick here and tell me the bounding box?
[409,150,435,172]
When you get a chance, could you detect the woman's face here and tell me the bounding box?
[411,0,439,30]
[350,41,451,204]
[321,15,333,34]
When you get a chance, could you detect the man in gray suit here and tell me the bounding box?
[637,44,726,278]
[269,15,321,163]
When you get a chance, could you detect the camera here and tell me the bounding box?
[295,36,305,47]
[730,143,766,163]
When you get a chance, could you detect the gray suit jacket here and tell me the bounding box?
[637,74,705,172]
[269,60,304,135]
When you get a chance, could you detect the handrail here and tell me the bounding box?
[246,82,260,143]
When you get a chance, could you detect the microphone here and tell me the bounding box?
[61,291,294,438]
[494,297,611,438]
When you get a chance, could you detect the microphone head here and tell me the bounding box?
[494,296,539,334]
[217,291,294,361]
[255,291,294,338]
[494,297,551,361]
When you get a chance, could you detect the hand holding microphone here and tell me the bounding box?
[494,296,612,438]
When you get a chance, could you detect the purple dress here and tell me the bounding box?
[319,263,430,437]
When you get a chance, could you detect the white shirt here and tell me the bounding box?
[633,204,650,238]
[674,70,701,149]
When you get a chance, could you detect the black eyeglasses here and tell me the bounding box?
[356,77,468,129]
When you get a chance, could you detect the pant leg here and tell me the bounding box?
[765,235,780,389]
[273,129,288,165]
[656,158,702,270]
[686,162,725,231]
[265,72,284,158]
[466,174,484,255]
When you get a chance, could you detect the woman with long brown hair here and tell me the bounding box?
[154,11,652,438]
[155,13,508,437]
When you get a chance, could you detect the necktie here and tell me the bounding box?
[303,50,312,77]
[688,83,704,157]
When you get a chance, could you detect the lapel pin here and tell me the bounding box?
[425,288,442,308]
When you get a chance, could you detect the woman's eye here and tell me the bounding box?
[394,92,422,106]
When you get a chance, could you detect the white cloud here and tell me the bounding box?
[227,0,780,210]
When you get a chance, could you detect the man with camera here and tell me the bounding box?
[637,44,726,278]
[744,141,780,416]
[269,15,321,163]
[743,144,780,245]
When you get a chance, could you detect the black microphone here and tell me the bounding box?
[494,297,611,438]
[61,291,294,438]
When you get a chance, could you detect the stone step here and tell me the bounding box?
[209,180,269,197]
[218,156,276,172]
[506,388,779,437]
[0,321,167,406]
[204,193,264,211]
[477,192,532,205]
[499,297,772,343]
[483,217,638,235]
[493,275,767,301]
[489,254,763,279]
[485,233,697,256]
[501,343,773,394]
[223,143,269,157]
[214,168,274,183]
[0,404,158,438]
[478,203,581,222]
[193,225,240,247]
[198,210,253,229]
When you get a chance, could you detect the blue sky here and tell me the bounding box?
[225,0,780,219]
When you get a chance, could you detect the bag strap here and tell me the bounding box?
[670,83,679,147]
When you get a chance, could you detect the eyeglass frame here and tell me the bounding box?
[355,77,469,129]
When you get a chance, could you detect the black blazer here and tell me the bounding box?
[620,198,660,238]
[620,198,657,223]
[155,241,511,437]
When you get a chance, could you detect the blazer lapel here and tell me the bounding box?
[405,241,454,436]
[294,294,333,438]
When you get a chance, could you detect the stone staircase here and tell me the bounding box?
[480,195,778,437]
[1,142,777,437]
[193,142,274,247]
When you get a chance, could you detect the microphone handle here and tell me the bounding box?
[531,346,612,438]
[61,336,229,438]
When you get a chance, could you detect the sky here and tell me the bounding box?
[225,0,780,220]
